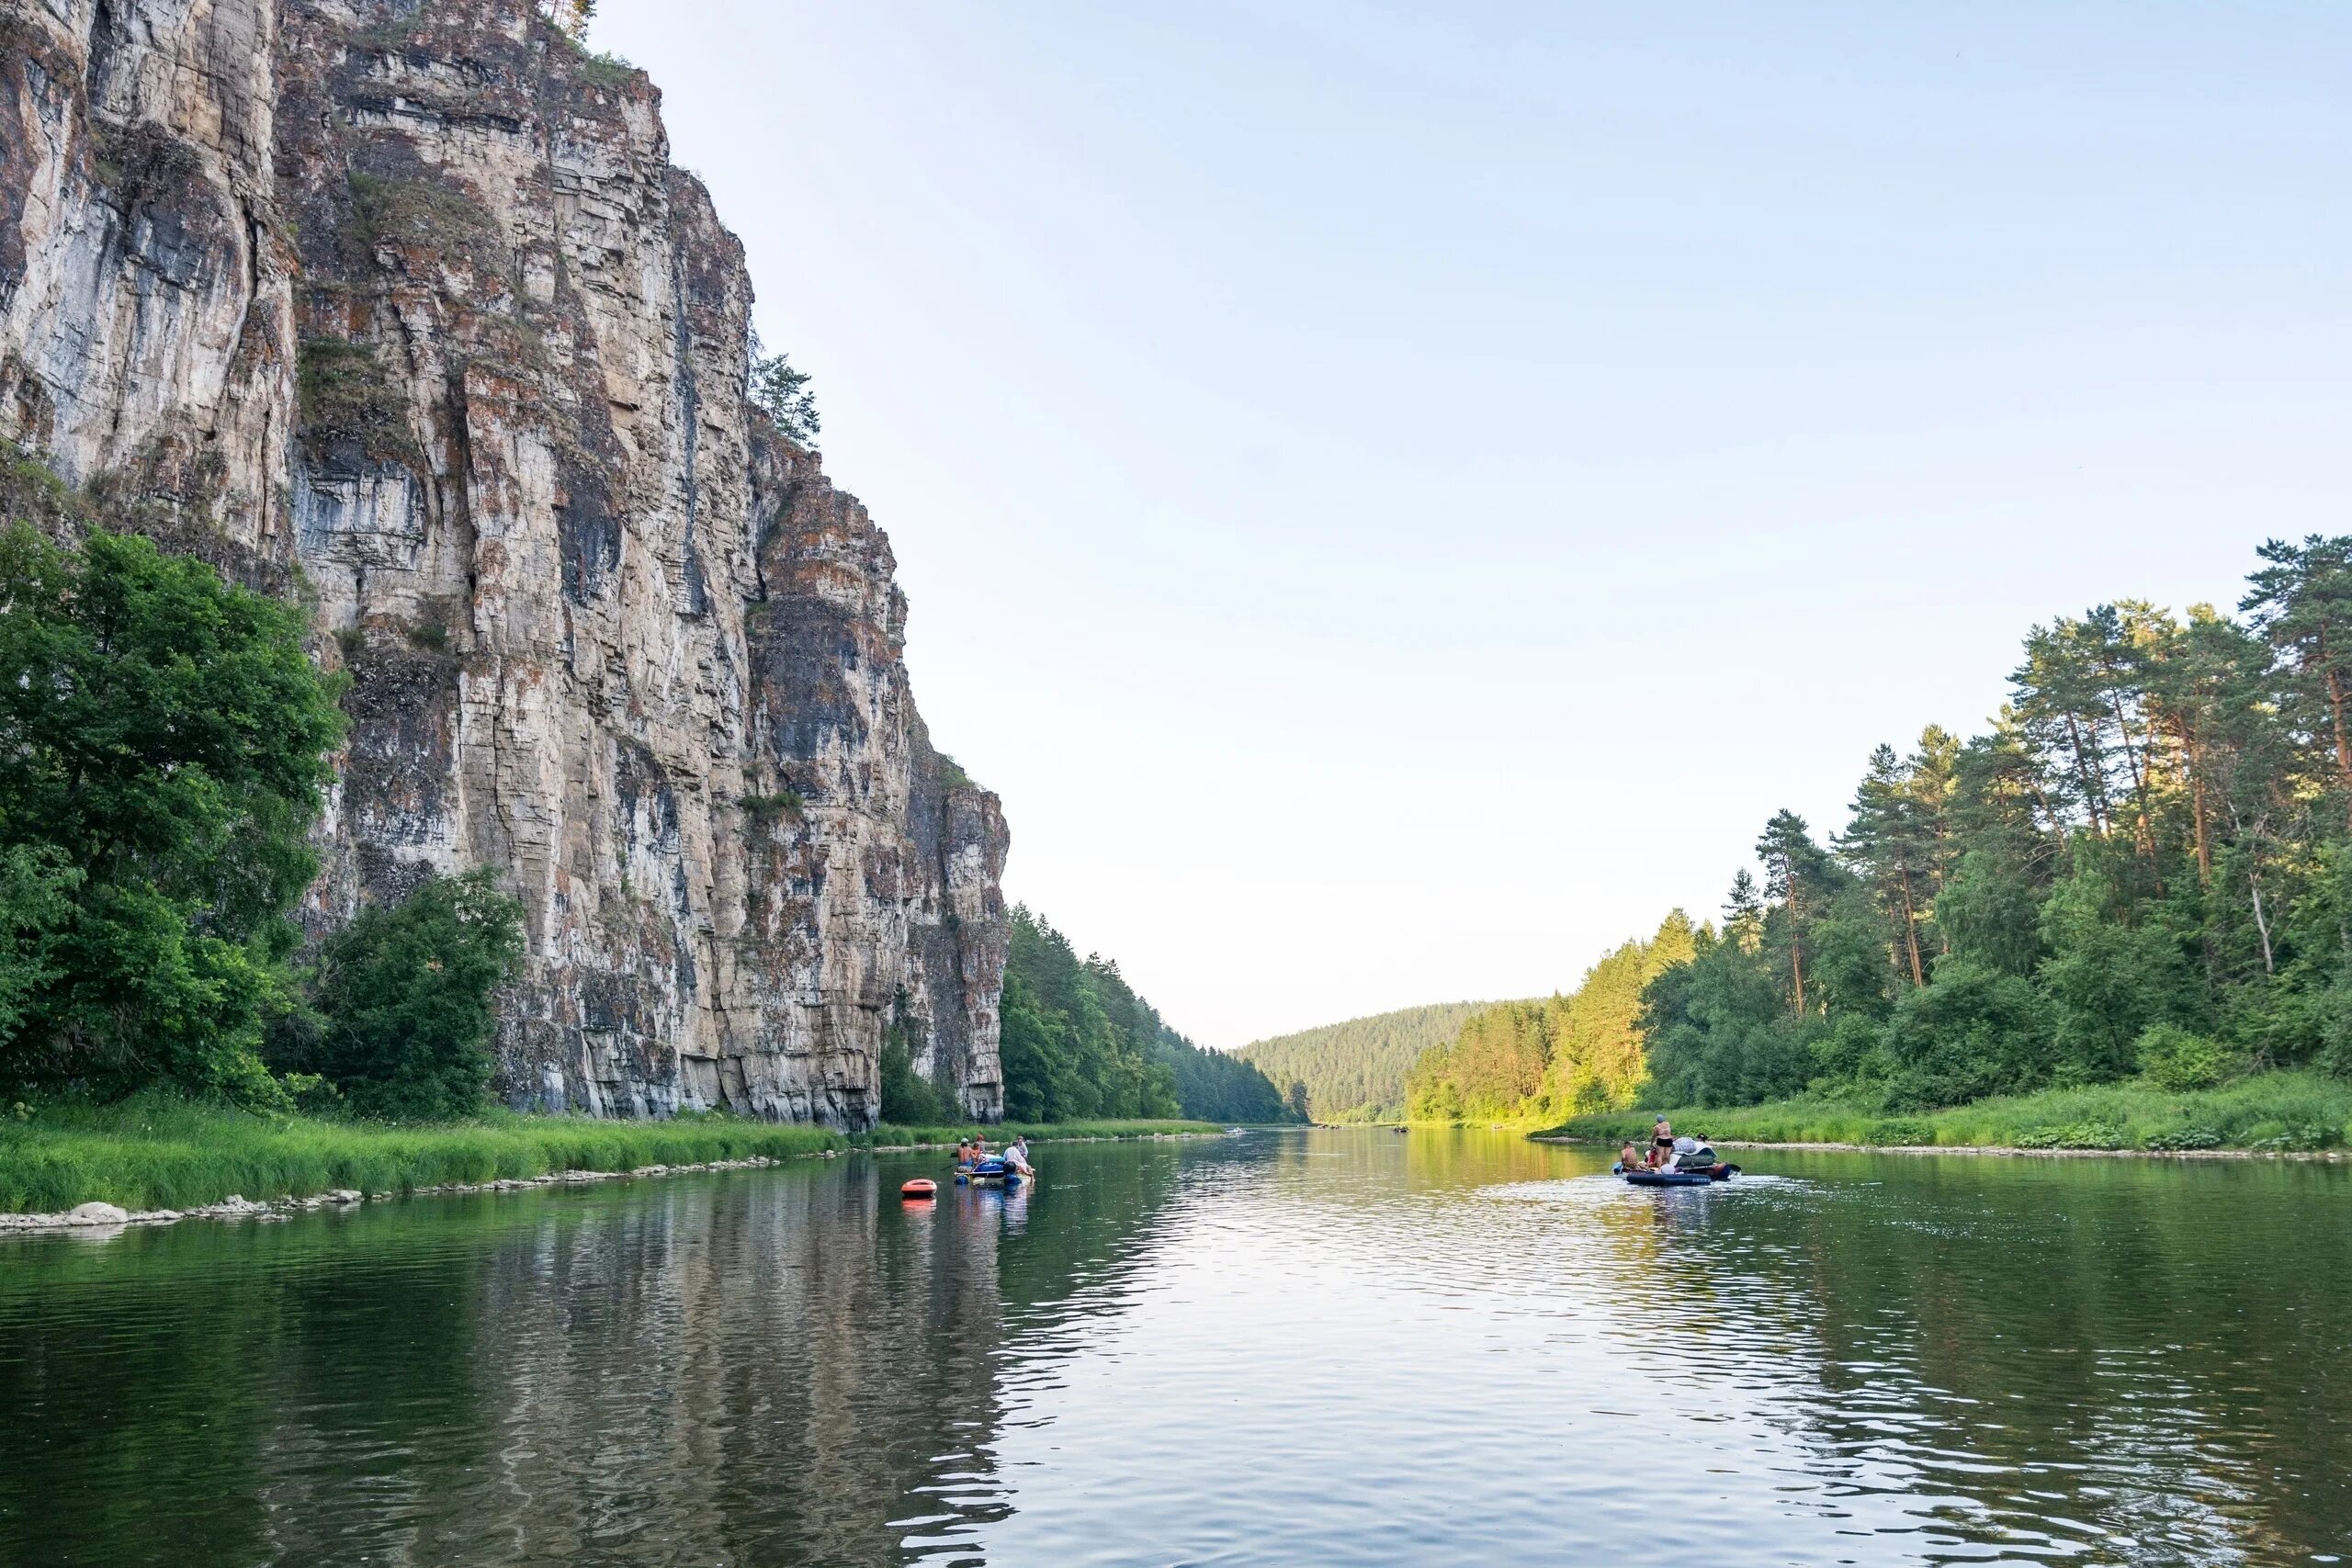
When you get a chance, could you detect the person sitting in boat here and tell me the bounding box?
[1003,1135,1035,1177]
[1617,1140,1642,1173]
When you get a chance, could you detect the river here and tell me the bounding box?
[2,1129,2347,1565]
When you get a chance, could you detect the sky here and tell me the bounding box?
[595,0,2352,1049]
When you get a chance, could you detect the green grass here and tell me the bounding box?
[857,1118,1226,1147]
[1539,1071,2352,1155]
[0,1097,844,1213]
[0,1103,1233,1213]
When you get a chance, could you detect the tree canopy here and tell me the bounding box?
[1404,536,2352,1123]
[0,523,345,1102]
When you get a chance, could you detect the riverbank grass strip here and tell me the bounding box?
[1539,1071,2352,1155]
[0,1101,845,1214]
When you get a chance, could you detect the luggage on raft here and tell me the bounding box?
[959,1158,1027,1188]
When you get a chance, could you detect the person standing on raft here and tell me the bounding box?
[1651,1114,1674,1164]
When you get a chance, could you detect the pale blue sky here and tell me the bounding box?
[599,0,2352,1047]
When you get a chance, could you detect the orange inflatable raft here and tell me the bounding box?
[899,1179,938,1201]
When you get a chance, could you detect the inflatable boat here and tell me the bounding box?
[1618,1166,1737,1186]
[1617,1136,1740,1185]
[1621,1168,1713,1186]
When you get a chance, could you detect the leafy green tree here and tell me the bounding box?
[2034,868,2199,1084]
[291,871,526,1120]
[0,525,344,1100]
[1880,961,2052,1107]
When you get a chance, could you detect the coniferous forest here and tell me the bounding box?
[1408,537,2352,1129]
[885,908,1298,1128]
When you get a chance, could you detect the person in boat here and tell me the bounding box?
[1004,1135,1035,1177]
[1617,1140,1642,1172]
[954,1138,974,1168]
[1651,1114,1675,1162]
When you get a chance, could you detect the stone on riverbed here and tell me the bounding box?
[66,1202,130,1225]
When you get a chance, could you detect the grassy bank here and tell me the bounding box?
[1539,1071,2352,1155]
[860,1118,1227,1147]
[0,1103,1235,1214]
[0,1100,849,1213]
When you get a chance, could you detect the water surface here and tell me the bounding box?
[3,1130,2347,1565]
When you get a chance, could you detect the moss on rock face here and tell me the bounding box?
[345,171,506,275]
[296,337,421,473]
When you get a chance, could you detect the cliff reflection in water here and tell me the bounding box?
[0,1144,1196,1567]
[8,1133,2352,1566]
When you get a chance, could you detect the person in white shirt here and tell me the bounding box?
[1004,1135,1035,1176]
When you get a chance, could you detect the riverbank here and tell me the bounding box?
[1537,1071,2352,1156]
[0,1100,1228,1220]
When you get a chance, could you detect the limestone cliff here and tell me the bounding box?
[0,0,1008,1123]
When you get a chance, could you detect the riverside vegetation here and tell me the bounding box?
[1405,535,2352,1154]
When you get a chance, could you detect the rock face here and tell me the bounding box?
[0,0,1008,1124]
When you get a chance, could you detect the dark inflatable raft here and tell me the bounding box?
[1618,1164,1740,1186]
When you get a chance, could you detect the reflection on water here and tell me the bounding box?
[2,1132,2347,1565]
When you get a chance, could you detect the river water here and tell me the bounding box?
[3,1129,2348,1566]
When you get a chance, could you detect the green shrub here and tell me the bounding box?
[2144,1124,2222,1151]
[877,1023,953,1127]
[286,871,526,1120]
[2244,1119,2337,1153]
[2012,1121,2129,1150]
[1863,1117,1934,1146]
[2137,1023,2236,1092]
[740,790,804,818]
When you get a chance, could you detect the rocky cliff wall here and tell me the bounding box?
[0,0,1007,1124]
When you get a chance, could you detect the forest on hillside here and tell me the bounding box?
[1406,536,2352,1124]
[1238,1001,1495,1121]
[885,908,1297,1126]
[1404,919,1690,1122]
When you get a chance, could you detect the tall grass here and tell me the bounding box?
[0,1097,843,1213]
[1542,1071,2352,1154]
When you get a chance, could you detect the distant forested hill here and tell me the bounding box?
[883,908,1299,1126]
[1237,1003,1504,1121]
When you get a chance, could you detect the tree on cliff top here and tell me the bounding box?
[749,331,821,446]
[538,0,596,42]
